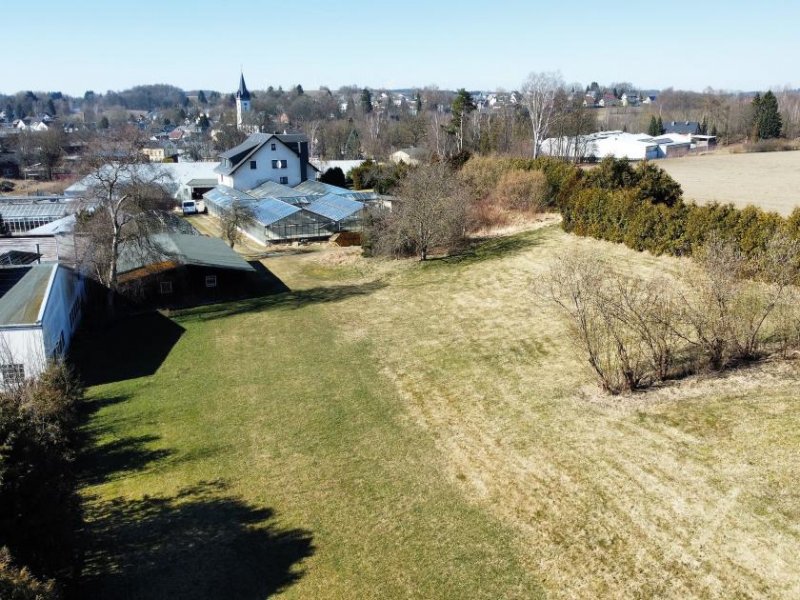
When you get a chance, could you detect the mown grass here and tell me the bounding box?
[75,224,800,599]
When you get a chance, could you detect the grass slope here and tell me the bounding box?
[76,225,800,599]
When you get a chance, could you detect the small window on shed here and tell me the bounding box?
[205,275,217,288]
[160,281,173,294]
[250,160,257,170]
[280,176,288,185]
[1,364,24,384]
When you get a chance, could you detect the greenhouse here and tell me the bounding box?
[0,198,76,234]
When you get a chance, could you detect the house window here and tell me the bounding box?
[160,281,173,294]
[1,364,24,384]
[271,159,287,169]
[205,275,217,288]
[271,143,276,151]
[280,176,289,185]
[250,160,257,169]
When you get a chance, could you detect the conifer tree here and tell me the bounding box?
[753,90,782,139]
[647,115,660,137]
[656,116,664,135]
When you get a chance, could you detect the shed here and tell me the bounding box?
[117,233,258,306]
[0,263,85,384]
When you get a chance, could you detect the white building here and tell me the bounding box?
[215,132,318,190]
[0,263,85,385]
[540,130,696,161]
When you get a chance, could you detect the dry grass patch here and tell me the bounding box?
[660,151,800,215]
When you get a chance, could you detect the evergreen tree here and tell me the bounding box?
[656,116,664,135]
[450,89,476,153]
[647,115,660,137]
[700,116,708,135]
[750,93,762,140]
[753,90,782,139]
[295,84,304,96]
[360,88,373,113]
[415,92,422,113]
[197,90,207,105]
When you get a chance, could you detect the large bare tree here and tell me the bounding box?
[76,128,175,299]
[520,71,564,158]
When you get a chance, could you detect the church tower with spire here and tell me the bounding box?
[235,71,251,130]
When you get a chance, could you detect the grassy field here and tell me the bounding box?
[75,225,800,598]
[660,150,800,215]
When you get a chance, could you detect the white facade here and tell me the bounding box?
[0,265,85,384]
[219,142,309,189]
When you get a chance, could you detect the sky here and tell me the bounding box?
[3,0,799,95]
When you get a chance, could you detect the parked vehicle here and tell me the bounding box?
[182,199,206,215]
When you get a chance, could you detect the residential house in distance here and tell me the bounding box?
[390,147,428,166]
[662,121,702,135]
[0,263,85,385]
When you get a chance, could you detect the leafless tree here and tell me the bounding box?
[521,71,564,158]
[75,128,175,302]
[220,199,256,248]
[374,163,468,260]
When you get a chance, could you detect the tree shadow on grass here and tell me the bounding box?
[176,280,387,323]
[77,481,314,600]
[432,229,546,267]
[70,311,186,386]
[77,434,174,487]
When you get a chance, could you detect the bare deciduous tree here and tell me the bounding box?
[220,199,256,248]
[521,71,564,158]
[75,128,175,302]
[373,163,468,261]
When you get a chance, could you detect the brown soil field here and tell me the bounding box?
[660,151,800,215]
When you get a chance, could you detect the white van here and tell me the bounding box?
[182,199,206,215]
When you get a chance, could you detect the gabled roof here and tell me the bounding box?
[215,132,314,176]
[203,185,302,226]
[118,233,255,275]
[662,121,700,135]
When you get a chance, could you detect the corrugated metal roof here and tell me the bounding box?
[66,162,220,197]
[304,193,364,222]
[0,264,55,326]
[118,234,255,274]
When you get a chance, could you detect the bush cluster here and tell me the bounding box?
[0,363,84,596]
[543,236,800,394]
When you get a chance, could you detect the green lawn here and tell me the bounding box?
[75,225,800,599]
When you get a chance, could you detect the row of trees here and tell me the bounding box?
[543,234,800,394]
[559,156,800,259]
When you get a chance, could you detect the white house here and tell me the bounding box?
[0,263,85,385]
[215,132,318,190]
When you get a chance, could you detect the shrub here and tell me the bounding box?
[0,548,58,600]
[492,170,548,213]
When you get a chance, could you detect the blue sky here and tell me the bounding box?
[4,0,798,95]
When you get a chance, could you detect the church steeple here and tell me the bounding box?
[235,70,251,130]
[236,71,251,102]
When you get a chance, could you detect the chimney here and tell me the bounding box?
[299,141,309,182]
